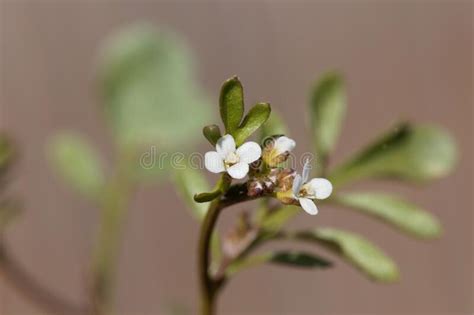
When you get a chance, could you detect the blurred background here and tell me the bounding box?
[0,1,472,314]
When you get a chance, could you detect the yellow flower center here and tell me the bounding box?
[225,152,240,167]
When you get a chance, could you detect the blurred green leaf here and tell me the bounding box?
[259,110,288,143]
[270,251,333,268]
[226,250,331,276]
[173,165,222,265]
[234,103,271,146]
[202,124,222,146]
[329,124,457,187]
[100,24,211,153]
[0,134,14,174]
[219,76,244,134]
[260,205,300,235]
[48,133,105,199]
[297,228,399,282]
[0,199,21,232]
[310,72,346,163]
[162,302,190,315]
[173,167,210,220]
[335,192,441,239]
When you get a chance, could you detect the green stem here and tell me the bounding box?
[198,181,263,315]
[91,154,135,315]
[198,199,221,315]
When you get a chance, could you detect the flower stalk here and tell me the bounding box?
[198,198,221,315]
[198,181,268,315]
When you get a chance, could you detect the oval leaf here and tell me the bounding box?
[336,192,441,239]
[310,72,346,162]
[100,24,212,152]
[234,102,271,146]
[329,124,457,187]
[297,228,399,282]
[220,76,244,134]
[48,133,105,199]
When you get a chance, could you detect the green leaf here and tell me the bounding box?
[329,124,457,187]
[194,190,222,203]
[100,24,212,152]
[0,199,21,232]
[173,167,210,220]
[270,251,333,268]
[193,174,231,203]
[335,192,441,239]
[219,76,244,134]
[48,133,105,199]
[226,250,332,276]
[260,205,300,235]
[259,110,288,143]
[234,102,271,146]
[0,134,14,174]
[202,124,222,146]
[296,228,399,282]
[310,72,346,162]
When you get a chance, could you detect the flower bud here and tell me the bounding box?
[262,136,296,167]
[202,124,222,146]
[246,167,296,198]
[247,179,265,197]
[276,168,296,192]
[275,169,298,205]
[276,189,296,205]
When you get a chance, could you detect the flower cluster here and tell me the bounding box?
[204,134,333,215]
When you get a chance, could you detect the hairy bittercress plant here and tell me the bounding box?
[0,25,458,315]
[173,74,457,315]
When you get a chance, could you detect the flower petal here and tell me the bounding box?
[236,141,262,164]
[292,174,303,196]
[227,162,249,179]
[302,158,311,183]
[216,134,236,159]
[299,197,318,215]
[274,136,296,155]
[307,178,333,199]
[204,151,225,173]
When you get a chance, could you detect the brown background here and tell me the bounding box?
[0,1,473,314]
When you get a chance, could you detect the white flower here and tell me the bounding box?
[204,134,261,179]
[292,160,333,215]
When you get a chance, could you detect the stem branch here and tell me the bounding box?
[0,241,88,315]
